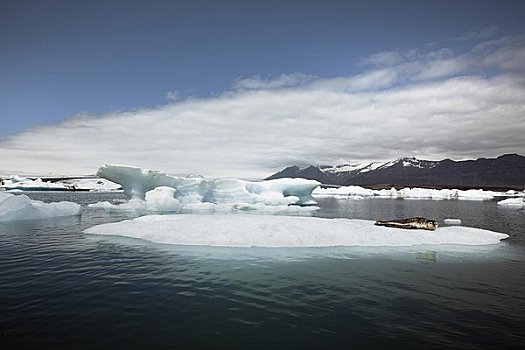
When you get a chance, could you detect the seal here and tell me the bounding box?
[374,217,438,231]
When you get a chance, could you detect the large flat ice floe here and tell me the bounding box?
[0,192,81,221]
[85,214,509,247]
[94,165,320,211]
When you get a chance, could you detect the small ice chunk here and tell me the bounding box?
[88,198,147,211]
[444,218,462,226]
[497,198,525,210]
[144,186,182,212]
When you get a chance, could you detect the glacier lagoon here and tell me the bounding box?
[1,191,525,349]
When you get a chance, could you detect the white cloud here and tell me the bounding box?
[453,26,499,42]
[233,73,316,90]
[166,90,181,101]
[413,56,471,80]
[310,69,398,91]
[358,51,403,67]
[1,35,524,179]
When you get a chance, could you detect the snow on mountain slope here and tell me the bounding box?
[314,158,439,176]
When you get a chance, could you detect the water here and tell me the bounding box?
[1,192,524,349]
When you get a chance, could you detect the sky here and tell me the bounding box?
[1,0,525,178]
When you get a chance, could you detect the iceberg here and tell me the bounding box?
[94,165,320,210]
[0,192,81,221]
[497,198,525,210]
[85,214,509,247]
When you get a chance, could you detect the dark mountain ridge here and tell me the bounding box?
[267,154,525,189]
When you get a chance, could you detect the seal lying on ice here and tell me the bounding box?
[374,217,438,231]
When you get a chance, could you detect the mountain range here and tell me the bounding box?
[266,154,525,189]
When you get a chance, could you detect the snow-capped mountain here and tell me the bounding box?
[319,157,439,175]
[266,154,525,189]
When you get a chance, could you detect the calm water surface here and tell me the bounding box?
[1,192,524,349]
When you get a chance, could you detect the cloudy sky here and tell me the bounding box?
[1,0,525,178]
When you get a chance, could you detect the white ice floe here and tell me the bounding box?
[0,192,81,221]
[444,218,462,226]
[497,198,525,210]
[96,164,320,207]
[314,185,507,201]
[0,175,121,192]
[58,178,121,191]
[457,189,497,201]
[85,214,508,248]
[89,198,148,211]
[1,176,68,191]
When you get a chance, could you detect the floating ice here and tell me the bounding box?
[444,218,462,226]
[1,176,68,191]
[497,198,525,210]
[89,198,148,211]
[457,189,497,201]
[143,186,182,212]
[89,186,319,214]
[0,175,121,192]
[0,192,81,221]
[85,214,509,247]
[96,164,320,206]
[58,178,121,191]
[314,186,506,201]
